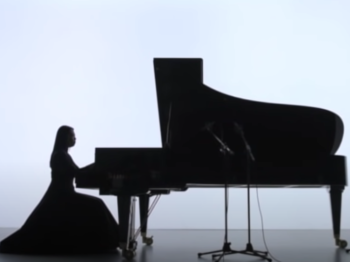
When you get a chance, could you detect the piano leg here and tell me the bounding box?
[139,194,154,245]
[329,185,348,249]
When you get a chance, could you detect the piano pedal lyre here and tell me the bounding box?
[123,197,138,261]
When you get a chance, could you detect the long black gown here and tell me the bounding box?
[0,150,119,255]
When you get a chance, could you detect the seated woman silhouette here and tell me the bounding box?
[0,125,120,254]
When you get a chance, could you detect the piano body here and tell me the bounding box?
[76,58,348,258]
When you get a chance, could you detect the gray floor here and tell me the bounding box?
[0,228,350,262]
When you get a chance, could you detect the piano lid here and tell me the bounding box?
[153,58,344,160]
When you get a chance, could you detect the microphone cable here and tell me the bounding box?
[255,186,284,262]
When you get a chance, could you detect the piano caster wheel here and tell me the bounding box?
[129,240,138,251]
[336,239,348,249]
[142,236,153,246]
[122,249,136,260]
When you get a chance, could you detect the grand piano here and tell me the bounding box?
[76,58,348,260]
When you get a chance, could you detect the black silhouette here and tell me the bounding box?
[78,58,348,260]
[0,125,120,255]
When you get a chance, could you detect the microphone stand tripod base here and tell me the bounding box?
[198,242,272,262]
[197,242,231,258]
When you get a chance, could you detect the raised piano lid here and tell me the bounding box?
[153,58,344,161]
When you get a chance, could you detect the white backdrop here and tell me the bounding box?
[0,0,349,230]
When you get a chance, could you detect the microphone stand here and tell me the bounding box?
[197,122,271,262]
[197,123,236,262]
[228,123,270,261]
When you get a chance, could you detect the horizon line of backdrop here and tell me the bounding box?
[0,0,349,230]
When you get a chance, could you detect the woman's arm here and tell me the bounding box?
[75,163,96,182]
[52,152,96,183]
[79,163,95,173]
[75,163,98,186]
[80,163,95,170]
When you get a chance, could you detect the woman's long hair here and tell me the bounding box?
[50,125,73,168]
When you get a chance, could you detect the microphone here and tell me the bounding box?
[233,122,255,161]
